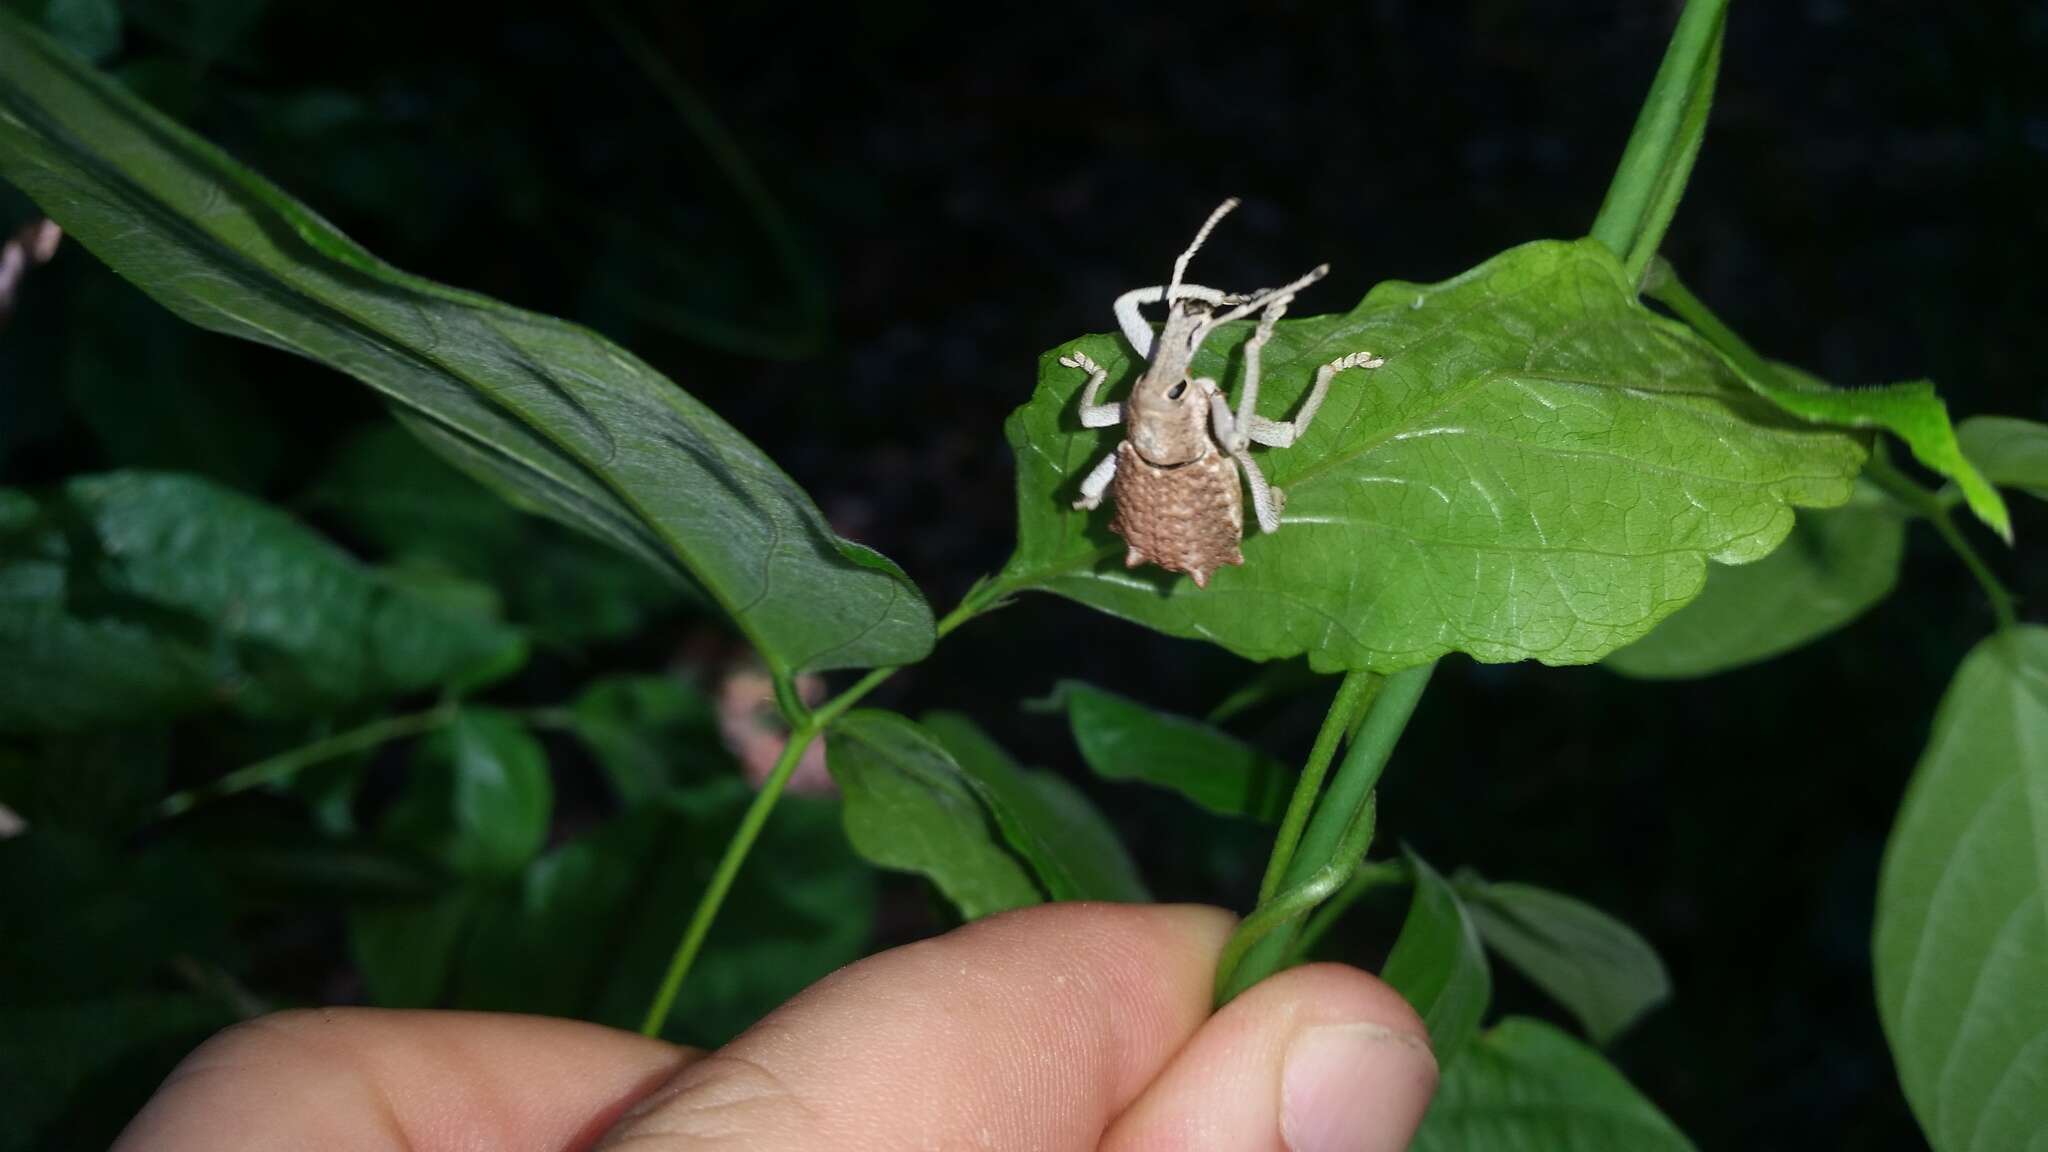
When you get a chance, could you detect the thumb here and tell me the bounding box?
[598,902,1229,1151]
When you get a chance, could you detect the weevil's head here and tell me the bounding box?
[1127,296,1216,466]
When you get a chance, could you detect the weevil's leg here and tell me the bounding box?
[1072,449,1119,511]
[1062,352,1121,428]
[1115,284,1229,359]
[1247,349,1386,448]
[1227,293,1293,450]
[1232,443,1287,534]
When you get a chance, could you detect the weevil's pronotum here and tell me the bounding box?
[1067,198,1384,587]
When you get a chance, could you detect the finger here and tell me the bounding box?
[599,902,1234,1152]
[113,1008,695,1152]
[1101,962,1438,1152]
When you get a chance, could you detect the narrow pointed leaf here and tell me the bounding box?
[922,710,1149,903]
[1043,680,1292,822]
[1874,627,2048,1152]
[1606,489,1905,678]
[1003,239,1864,672]
[1412,1017,1696,1152]
[827,711,1042,920]
[0,14,932,675]
[1381,854,1491,1068]
[1958,416,2048,501]
[1458,879,1671,1046]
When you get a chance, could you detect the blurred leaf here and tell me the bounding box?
[422,782,873,1047]
[1605,490,1904,678]
[921,710,1148,903]
[310,424,685,645]
[1874,627,2048,1152]
[0,17,935,676]
[0,993,231,1152]
[1002,239,1864,672]
[0,830,233,1005]
[1042,680,1291,822]
[827,710,1042,920]
[0,472,526,732]
[1958,415,2048,501]
[568,674,722,806]
[38,0,117,62]
[383,709,551,879]
[349,892,474,1009]
[0,829,238,1152]
[1412,1017,1696,1152]
[1381,854,1491,1069]
[1458,877,1671,1046]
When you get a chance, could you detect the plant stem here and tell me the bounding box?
[1865,453,2020,630]
[1257,672,1377,904]
[639,718,820,1035]
[153,705,457,821]
[637,576,1007,1038]
[1588,0,1729,282]
[1286,858,1410,966]
[1217,662,1435,1004]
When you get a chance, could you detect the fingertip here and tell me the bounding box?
[1103,961,1437,1152]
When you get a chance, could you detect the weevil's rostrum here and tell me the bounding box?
[1067,198,1385,587]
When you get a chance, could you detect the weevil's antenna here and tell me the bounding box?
[1166,198,1240,304]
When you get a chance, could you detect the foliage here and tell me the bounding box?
[0,1,2038,1148]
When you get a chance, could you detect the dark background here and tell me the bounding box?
[5,1,2045,1147]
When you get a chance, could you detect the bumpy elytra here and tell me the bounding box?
[1066,198,1385,587]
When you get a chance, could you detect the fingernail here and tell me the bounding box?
[1281,1022,1438,1152]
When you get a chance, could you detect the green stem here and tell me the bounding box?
[1865,454,2020,630]
[1212,800,1380,1007]
[153,705,457,821]
[1286,858,1410,966]
[1257,672,1377,905]
[1641,258,1778,388]
[1588,0,1730,282]
[639,719,820,1036]
[637,576,1007,1038]
[1217,662,1435,1003]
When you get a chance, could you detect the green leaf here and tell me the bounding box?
[0,472,526,732]
[349,893,475,1009]
[0,13,933,676]
[1958,416,2048,501]
[308,424,686,645]
[1645,269,2011,542]
[1041,680,1292,822]
[567,674,723,806]
[921,710,1149,903]
[1874,627,2048,1152]
[383,709,552,879]
[826,710,1042,920]
[0,993,231,1152]
[1001,239,1864,673]
[1412,1017,1696,1152]
[1457,878,1671,1046]
[1605,488,1905,678]
[1380,854,1491,1069]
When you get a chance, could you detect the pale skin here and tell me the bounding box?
[112,903,1439,1152]
[1070,198,1385,536]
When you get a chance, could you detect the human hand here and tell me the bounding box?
[114,904,1437,1151]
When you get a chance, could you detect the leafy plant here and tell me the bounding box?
[0,1,2038,1149]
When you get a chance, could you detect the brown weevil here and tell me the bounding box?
[1068,198,1384,587]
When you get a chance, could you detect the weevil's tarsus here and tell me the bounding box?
[1249,349,1386,449]
[1063,351,1121,429]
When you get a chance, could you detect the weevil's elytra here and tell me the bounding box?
[1067,198,1386,587]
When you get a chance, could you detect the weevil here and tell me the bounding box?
[1067,198,1384,587]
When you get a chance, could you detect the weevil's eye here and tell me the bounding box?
[1167,380,1187,400]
